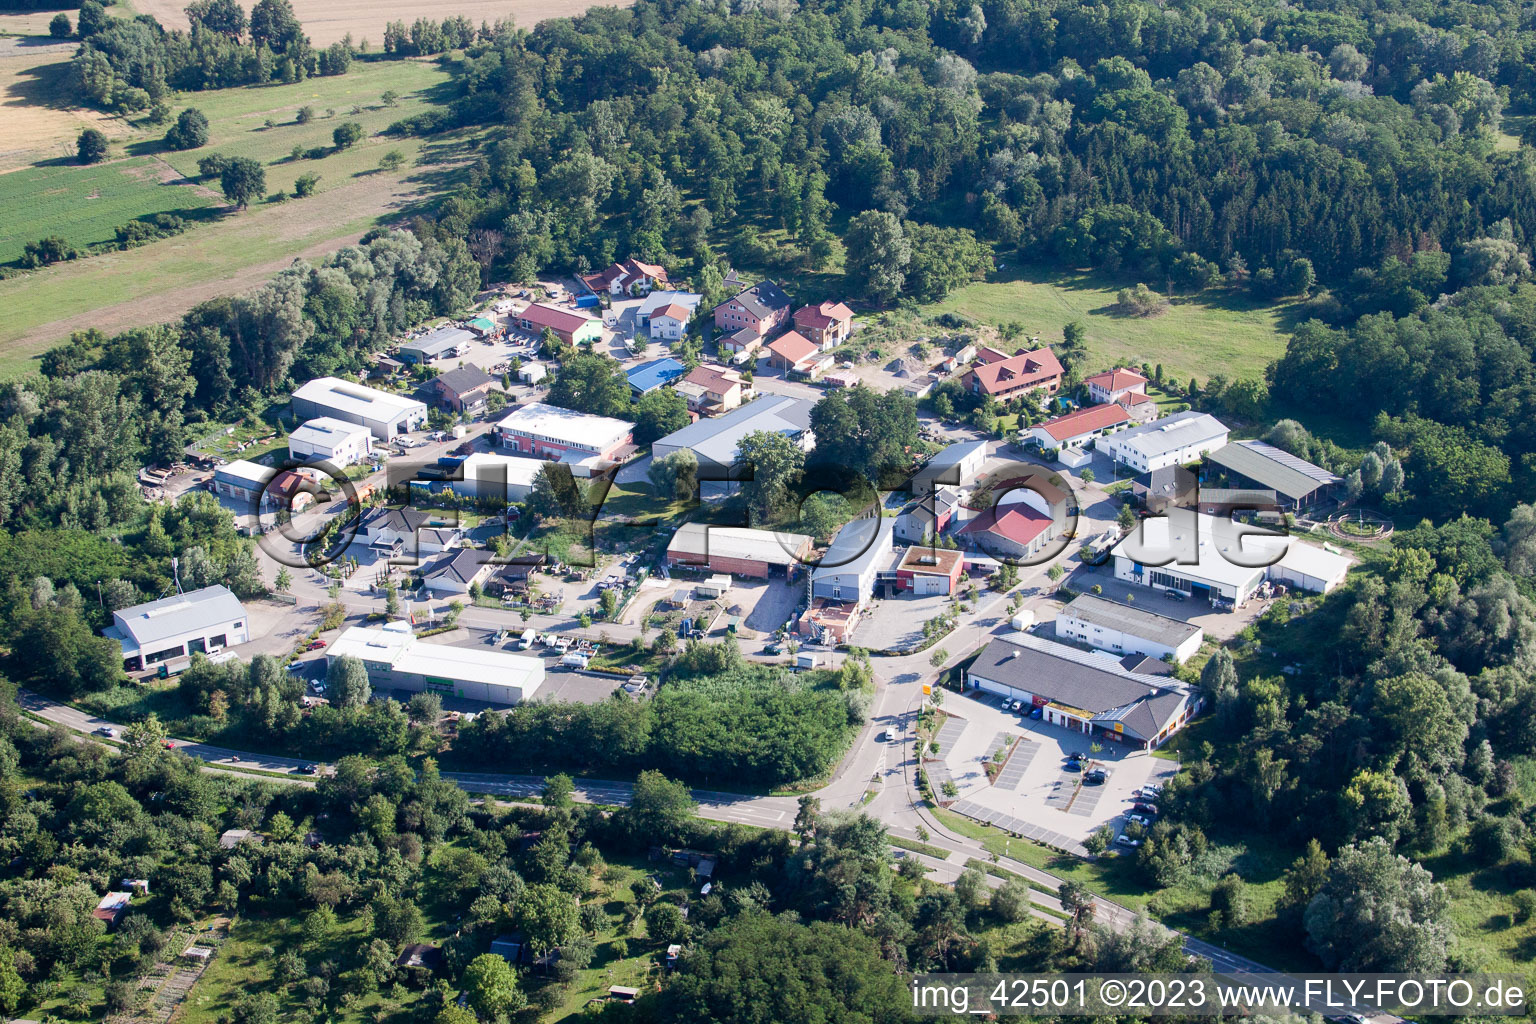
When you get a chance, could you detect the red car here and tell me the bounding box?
[163,740,176,750]
[306,640,327,651]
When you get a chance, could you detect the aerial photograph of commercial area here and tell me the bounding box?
[0,0,1533,1020]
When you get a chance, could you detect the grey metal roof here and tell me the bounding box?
[400,326,475,357]
[1112,411,1228,460]
[721,281,791,320]
[914,441,986,486]
[110,585,246,649]
[1203,440,1341,500]
[653,394,813,470]
[1060,593,1201,648]
[967,632,1190,742]
[811,516,895,582]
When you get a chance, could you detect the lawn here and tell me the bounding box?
[0,157,219,264]
[0,58,463,377]
[923,266,1295,383]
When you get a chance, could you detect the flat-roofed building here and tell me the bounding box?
[1110,509,1351,605]
[292,377,428,441]
[493,402,635,462]
[413,453,546,503]
[1101,411,1229,473]
[1056,593,1203,664]
[965,632,1200,749]
[104,584,249,672]
[327,625,544,705]
[666,523,813,578]
[894,546,965,595]
[289,417,374,468]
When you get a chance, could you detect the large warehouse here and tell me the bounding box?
[291,377,428,441]
[1056,593,1204,665]
[650,395,814,474]
[810,516,896,604]
[105,585,250,672]
[494,403,634,464]
[1110,510,1351,605]
[1202,440,1342,511]
[327,625,544,706]
[965,632,1200,750]
[666,524,813,578]
[288,417,374,468]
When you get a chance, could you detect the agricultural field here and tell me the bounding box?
[923,267,1294,382]
[0,41,131,172]
[0,58,464,376]
[133,0,630,46]
[0,157,218,264]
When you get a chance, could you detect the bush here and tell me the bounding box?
[49,12,73,38]
[165,108,210,150]
[196,153,230,179]
[76,128,109,164]
[19,236,75,268]
[294,172,320,197]
[332,121,365,149]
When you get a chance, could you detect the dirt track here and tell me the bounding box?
[131,0,628,46]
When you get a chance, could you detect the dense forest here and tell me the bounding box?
[0,676,1202,1021]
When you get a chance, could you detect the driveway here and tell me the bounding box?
[934,690,1179,848]
[851,591,956,650]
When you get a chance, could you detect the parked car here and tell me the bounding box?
[1140,784,1162,798]
[1063,761,1082,773]
[1028,707,1043,720]
[1127,813,1151,827]
[1162,588,1187,602]
[1115,834,1141,848]
[1008,699,1023,712]
[761,643,782,655]
[1085,768,1111,784]
[1132,802,1159,816]
[1067,751,1087,761]
[306,639,327,651]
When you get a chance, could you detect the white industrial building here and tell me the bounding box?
[413,453,546,503]
[104,585,250,672]
[1056,594,1204,665]
[327,624,544,705]
[291,377,428,441]
[912,440,988,492]
[288,417,374,468]
[398,326,475,364]
[1101,411,1229,473]
[1110,509,1351,606]
[810,516,896,604]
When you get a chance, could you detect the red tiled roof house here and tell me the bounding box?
[962,346,1064,402]
[1027,403,1132,450]
[582,258,669,297]
[514,303,604,346]
[792,301,854,350]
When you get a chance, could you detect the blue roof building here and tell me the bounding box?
[626,357,687,396]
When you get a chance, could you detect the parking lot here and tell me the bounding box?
[851,591,956,650]
[933,689,1179,849]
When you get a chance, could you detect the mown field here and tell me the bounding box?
[133,0,629,46]
[923,267,1295,383]
[0,156,218,264]
[0,58,463,377]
